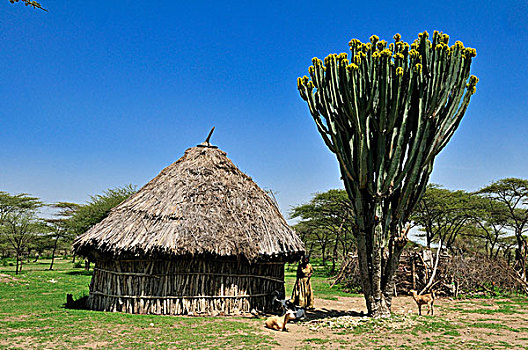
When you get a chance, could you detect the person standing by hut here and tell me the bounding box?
[291,256,314,309]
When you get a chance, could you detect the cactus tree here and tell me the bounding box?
[297,31,478,317]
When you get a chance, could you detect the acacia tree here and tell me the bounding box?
[291,189,354,272]
[468,196,510,259]
[297,31,478,317]
[476,178,528,279]
[0,192,42,274]
[67,185,135,268]
[412,185,484,249]
[68,185,136,237]
[44,202,80,270]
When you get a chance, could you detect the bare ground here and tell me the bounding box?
[262,296,528,349]
[1,293,527,349]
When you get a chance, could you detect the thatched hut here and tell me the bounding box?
[72,140,304,315]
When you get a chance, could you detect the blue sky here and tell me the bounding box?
[1,0,527,218]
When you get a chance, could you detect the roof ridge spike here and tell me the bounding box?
[197,127,218,148]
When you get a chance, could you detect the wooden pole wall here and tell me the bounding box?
[86,258,285,315]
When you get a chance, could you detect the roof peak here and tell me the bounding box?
[197,127,218,149]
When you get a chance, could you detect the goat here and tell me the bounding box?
[265,310,296,331]
[271,290,305,319]
[409,289,435,315]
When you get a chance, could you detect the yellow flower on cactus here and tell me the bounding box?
[377,40,387,50]
[454,41,464,50]
[349,39,361,47]
[380,49,392,57]
[409,49,420,58]
[354,54,361,65]
[346,63,359,72]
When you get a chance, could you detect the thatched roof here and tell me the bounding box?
[73,145,305,262]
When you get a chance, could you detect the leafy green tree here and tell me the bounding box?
[468,196,510,259]
[297,31,478,317]
[0,192,42,274]
[476,178,528,279]
[68,185,136,236]
[67,185,135,270]
[411,185,484,249]
[290,189,354,272]
[44,202,80,270]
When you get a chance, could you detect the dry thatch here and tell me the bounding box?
[73,145,304,262]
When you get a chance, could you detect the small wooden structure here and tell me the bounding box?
[73,140,304,315]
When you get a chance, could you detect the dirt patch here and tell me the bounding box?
[0,273,22,283]
[0,314,32,322]
[262,296,528,349]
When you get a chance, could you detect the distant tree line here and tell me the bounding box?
[0,185,135,274]
[292,178,528,282]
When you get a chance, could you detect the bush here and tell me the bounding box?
[445,252,527,296]
[337,248,527,296]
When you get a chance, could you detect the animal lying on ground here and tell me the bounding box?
[409,289,435,315]
[265,310,296,331]
[271,291,306,319]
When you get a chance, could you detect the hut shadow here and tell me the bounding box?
[66,270,93,276]
[301,307,366,321]
[63,294,89,310]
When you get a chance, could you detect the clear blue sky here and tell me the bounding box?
[1,0,527,218]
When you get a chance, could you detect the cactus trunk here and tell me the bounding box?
[298,31,478,317]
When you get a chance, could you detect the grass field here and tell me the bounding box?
[1,258,527,349]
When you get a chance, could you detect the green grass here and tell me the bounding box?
[466,322,520,332]
[0,258,355,349]
[0,259,277,349]
[2,258,527,349]
[448,301,523,315]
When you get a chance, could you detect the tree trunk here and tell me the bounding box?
[49,236,59,270]
[15,256,20,275]
[331,220,346,274]
[331,237,339,273]
[515,232,526,280]
[356,225,407,318]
